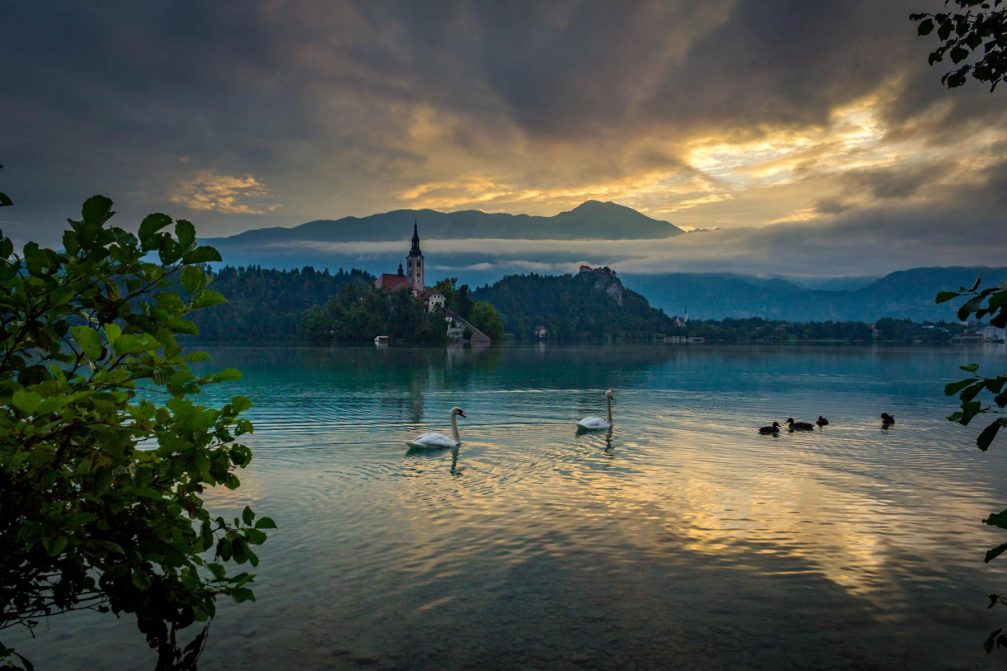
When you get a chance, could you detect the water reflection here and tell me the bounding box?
[10,345,1007,670]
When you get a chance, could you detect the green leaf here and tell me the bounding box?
[191,289,226,309]
[103,323,122,345]
[242,506,255,525]
[961,363,979,373]
[138,213,173,245]
[230,396,252,413]
[986,542,1007,563]
[212,368,241,383]
[977,420,1002,451]
[945,378,975,396]
[0,191,12,207]
[254,517,277,530]
[12,389,43,414]
[70,325,103,360]
[43,534,69,557]
[935,290,959,304]
[182,246,222,265]
[180,265,205,293]
[917,18,934,35]
[112,333,159,354]
[82,195,114,226]
[176,219,196,248]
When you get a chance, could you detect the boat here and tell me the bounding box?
[374,335,389,346]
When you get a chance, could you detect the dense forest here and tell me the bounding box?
[300,282,447,344]
[189,265,373,341]
[472,268,674,342]
[299,277,503,344]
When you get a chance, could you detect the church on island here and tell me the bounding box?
[373,221,446,313]
[372,222,492,343]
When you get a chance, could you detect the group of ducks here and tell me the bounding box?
[404,390,897,449]
[406,390,618,449]
[758,412,896,435]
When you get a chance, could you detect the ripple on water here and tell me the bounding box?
[11,345,1007,670]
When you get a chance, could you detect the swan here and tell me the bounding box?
[406,407,465,449]
[759,421,781,435]
[577,390,614,431]
[881,412,895,426]
[785,417,815,431]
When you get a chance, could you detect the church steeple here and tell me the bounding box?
[409,219,422,257]
[406,219,424,290]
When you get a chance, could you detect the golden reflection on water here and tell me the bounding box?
[21,345,1007,670]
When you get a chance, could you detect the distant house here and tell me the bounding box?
[418,287,446,313]
[534,325,548,339]
[981,325,1007,342]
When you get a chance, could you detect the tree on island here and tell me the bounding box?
[0,181,273,669]
[912,0,1007,653]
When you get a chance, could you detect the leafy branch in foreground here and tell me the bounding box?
[911,0,1007,90]
[0,194,274,669]
[937,279,1007,650]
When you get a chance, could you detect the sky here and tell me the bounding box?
[2,0,1005,277]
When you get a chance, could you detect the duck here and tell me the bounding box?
[406,407,466,448]
[577,389,614,431]
[759,421,781,435]
[881,412,895,426]
[816,416,830,427]
[785,417,815,431]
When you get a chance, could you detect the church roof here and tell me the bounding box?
[374,274,411,291]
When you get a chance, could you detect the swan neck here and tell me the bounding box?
[606,395,613,423]
[451,412,460,443]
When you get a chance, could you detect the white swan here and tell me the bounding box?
[406,407,466,449]
[577,390,614,431]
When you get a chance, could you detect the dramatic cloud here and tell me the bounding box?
[170,170,279,215]
[2,0,1004,276]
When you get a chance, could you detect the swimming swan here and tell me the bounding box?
[406,407,465,448]
[577,390,614,431]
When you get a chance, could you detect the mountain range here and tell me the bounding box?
[201,200,1006,324]
[625,267,1007,322]
[205,200,683,247]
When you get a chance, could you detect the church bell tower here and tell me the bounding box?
[406,220,424,291]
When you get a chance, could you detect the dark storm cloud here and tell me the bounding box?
[1,0,1004,276]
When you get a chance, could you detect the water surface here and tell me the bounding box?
[12,345,1007,669]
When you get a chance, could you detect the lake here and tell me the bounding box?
[10,344,1007,669]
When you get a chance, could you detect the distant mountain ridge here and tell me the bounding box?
[625,267,1007,322]
[206,200,684,246]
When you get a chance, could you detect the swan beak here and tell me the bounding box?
[457,410,466,418]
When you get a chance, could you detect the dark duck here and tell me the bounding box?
[785,417,815,431]
[759,421,781,435]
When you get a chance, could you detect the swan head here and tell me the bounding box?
[450,407,466,418]
[605,389,615,400]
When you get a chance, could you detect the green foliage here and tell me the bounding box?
[469,301,504,342]
[0,196,272,668]
[939,280,1007,457]
[938,279,1007,649]
[188,265,373,342]
[300,283,447,344]
[472,270,673,342]
[911,0,1007,90]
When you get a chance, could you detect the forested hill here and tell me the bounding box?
[472,267,674,342]
[190,266,373,341]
